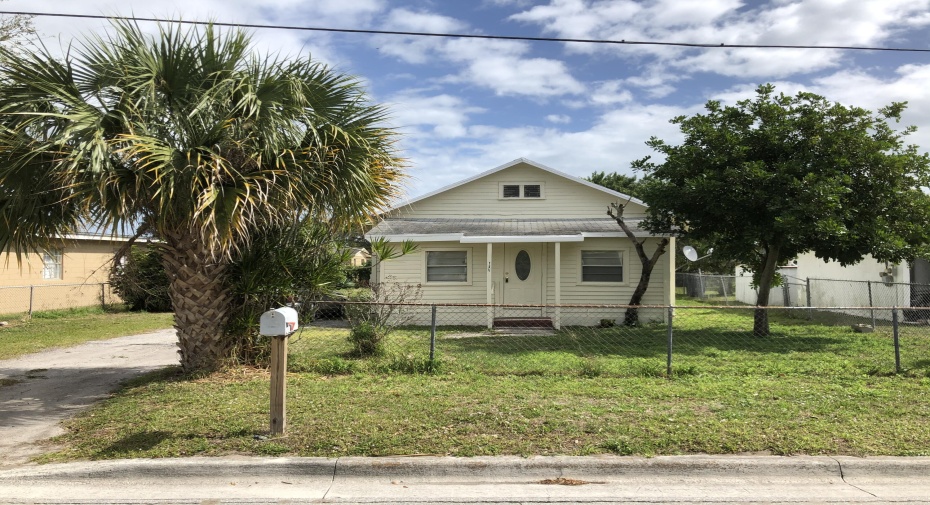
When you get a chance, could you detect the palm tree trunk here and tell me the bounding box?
[161,230,235,372]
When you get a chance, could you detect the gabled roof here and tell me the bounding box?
[388,158,646,212]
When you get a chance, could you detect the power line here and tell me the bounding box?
[3,10,930,53]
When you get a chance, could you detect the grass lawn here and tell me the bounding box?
[0,307,174,360]
[35,301,930,462]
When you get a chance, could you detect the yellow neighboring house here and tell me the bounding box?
[0,233,130,315]
[348,247,371,267]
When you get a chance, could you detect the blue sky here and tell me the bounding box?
[9,0,930,203]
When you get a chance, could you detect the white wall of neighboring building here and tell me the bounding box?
[734,253,919,316]
[735,265,801,306]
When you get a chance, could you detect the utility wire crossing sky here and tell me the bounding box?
[4,0,930,200]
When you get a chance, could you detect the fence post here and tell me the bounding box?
[101,283,106,309]
[806,278,812,320]
[666,305,674,378]
[868,281,876,328]
[720,276,729,305]
[892,306,901,374]
[28,285,34,317]
[782,283,790,307]
[429,305,437,361]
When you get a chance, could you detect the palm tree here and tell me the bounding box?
[0,21,404,371]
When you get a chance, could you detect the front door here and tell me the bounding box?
[503,244,542,314]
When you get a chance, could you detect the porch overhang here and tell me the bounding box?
[366,218,661,243]
[460,235,583,243]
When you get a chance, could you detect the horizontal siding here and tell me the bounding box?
[545,238,670,307]
[390,162,646,219]
[377,241,489,304]
[378,238,670,307]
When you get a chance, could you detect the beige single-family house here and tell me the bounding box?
[366,159,675,328]
[0,233,129,315]
[347,247,371,267]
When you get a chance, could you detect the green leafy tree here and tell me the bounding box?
[586,171,733,276]
[0,21,403,371]
[638,84,930,335]
[586,171,642,198]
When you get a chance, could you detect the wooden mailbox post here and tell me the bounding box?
[260,307,298,435]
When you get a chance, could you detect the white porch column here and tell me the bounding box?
[555,242,561,330]
[486,242,493,329]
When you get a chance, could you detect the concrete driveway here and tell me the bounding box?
[0,329,178,467]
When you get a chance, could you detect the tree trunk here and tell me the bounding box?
[608,202,669,327]
[753,244,781,337]
[161,229,235,372]
[623,241,668,326]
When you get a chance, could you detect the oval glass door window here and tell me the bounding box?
[515,250,531,280]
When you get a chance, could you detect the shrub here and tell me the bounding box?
[349,321,385,357]
[109,247,172,312]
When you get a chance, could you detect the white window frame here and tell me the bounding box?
[578,248,626,285]
[42,248,63,280]
[498,182,546,200]
[423,248,472,285]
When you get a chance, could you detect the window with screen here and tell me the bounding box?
[42,248,63,280]
[426,250,468,282]
[581,250,623,282]
[499,182,544,199]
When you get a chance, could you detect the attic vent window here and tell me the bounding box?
[499,182,545,199]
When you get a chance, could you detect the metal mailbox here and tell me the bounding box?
[260,307,299,336]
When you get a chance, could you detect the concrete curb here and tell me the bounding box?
[5,455,930,480]
[3,456,930,503]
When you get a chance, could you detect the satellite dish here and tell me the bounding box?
[683,246,699,262]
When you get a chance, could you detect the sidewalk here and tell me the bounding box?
[1,454,930,504]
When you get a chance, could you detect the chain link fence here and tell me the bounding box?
[676,273,736,304]
[0,282,121,317]
[679,272,930,317]
[285,301,930,379]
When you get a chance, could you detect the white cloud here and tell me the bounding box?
[375,8,469,64]
[590,81,634,105]
[397,101,695,199]
[375,13,586,99]
[509,0,930,86]
[546,114,571,124]
[388,93,485,138]
[9,0,388,67]
[449,54,585,98]
[441,39,585,97]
